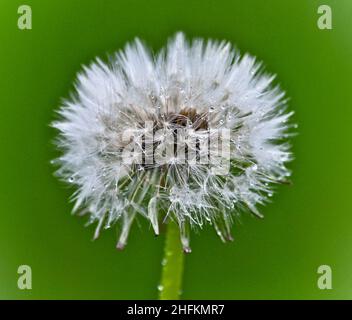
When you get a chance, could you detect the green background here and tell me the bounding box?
[0,0,351,299]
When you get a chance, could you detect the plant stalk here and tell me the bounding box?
[159,221,184,300]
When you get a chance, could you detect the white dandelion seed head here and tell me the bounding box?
[52,33,294,250]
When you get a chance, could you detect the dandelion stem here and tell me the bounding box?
[159,220,184,300]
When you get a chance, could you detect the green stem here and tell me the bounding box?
[159,221,184,300]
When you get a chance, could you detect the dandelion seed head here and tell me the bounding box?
[52,33,294,250]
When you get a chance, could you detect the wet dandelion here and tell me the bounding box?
[52,33,294,299]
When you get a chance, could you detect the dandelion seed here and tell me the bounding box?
[52,33,294,250]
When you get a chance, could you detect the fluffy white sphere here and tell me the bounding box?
[53,33,294,250]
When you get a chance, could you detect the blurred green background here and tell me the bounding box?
[0,0,351,299]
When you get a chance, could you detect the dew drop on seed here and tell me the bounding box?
[209,106,215,113]
[183,246,192,254]
[157,285,164,292]
[68,177,74,183]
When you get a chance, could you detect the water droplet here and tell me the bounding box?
[268,192,273,197]
[116,242,125,250]
[161,258,167,266]
[68,176,74,183]
[157,285,164,291]
[209,106,215,113]
[183,246,192,254]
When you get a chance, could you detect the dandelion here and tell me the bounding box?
[52,33,294,299]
